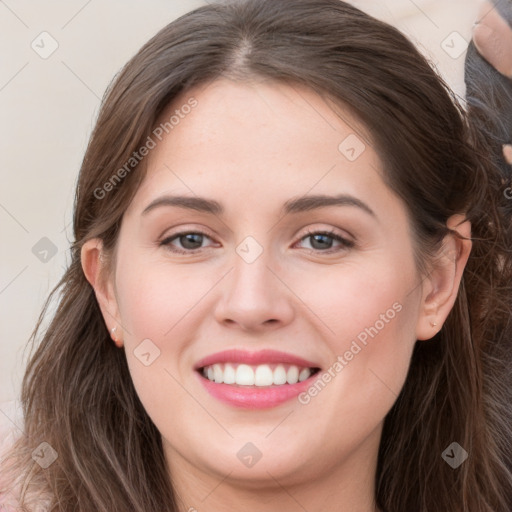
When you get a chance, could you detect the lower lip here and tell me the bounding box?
[195,370,320,409]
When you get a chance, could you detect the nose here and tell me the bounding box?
[214,247,295,333]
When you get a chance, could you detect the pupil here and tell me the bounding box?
[311,234,331,249]
[182,233,203,249]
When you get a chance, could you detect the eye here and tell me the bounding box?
[159,228,354,255]
[159,230,215,254]
[295,229,354,253]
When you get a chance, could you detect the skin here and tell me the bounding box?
[82,78,471,512]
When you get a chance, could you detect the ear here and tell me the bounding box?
[81,238,124,348]
[416,214,472,340]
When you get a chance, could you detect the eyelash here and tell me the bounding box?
[159,228,355,255]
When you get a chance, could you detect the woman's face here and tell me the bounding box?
[91,78,435,496]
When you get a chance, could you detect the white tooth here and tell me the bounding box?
[273,364,287,385]
[236,364,255,385]
[213,364,224,383]
[286,365,299,384]
[298,368,311,382]
[223,363,236,384]
[254,365,274,386]
[204,363,312,386]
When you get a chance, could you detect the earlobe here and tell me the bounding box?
[81,238,124,347]
[416,215,472,341]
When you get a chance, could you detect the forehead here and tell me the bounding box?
[124,78,395,219]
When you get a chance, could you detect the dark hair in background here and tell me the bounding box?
[1,1,511,511]
[465,0,512,181]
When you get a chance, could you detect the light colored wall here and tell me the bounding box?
[0,0,480,406]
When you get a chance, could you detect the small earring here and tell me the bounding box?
[430,320,438,327]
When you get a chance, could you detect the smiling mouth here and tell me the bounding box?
[197,362,321,387]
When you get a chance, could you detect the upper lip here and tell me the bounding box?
[194,349,321,370]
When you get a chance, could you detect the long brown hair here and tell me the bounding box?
[2,1,511,510]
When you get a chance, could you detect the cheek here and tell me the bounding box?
[293,255,419,411]
[113,258,205,428]
[289,254,417,347]
[111,256,192,401]
[114,256,201,342]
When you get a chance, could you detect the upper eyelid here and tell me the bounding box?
[160,225,352,240]
[160,226,216,243]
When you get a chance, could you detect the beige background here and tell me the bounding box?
[0,0,480,413]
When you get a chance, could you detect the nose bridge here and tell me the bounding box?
[230,235,278,303]
[214,234,295,330]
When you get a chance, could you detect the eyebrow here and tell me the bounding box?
[141,193,376,218]
[282,194,375,217]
